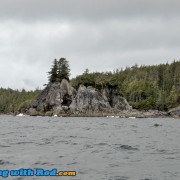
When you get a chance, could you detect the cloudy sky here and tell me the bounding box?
[0,0,179,90]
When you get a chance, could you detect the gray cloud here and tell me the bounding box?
[0,0,180,21]
[0,0,179,90]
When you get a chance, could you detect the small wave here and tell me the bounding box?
[95,143,108,146]
[67,162,78,165]
[58,155,64,158]
[14,177,25,180]
[162,171,178,177]
[109,164,120,168]
[148,149,180,155]
[23,125,35,128]
[0,160,15,166]
[71,142,78,145]
[2,132,16,135]
[108,176,129,180]
[34,161,50,165]
[17,141,34,145]
[100,123,108,126]
[69,135,77,138]
[91,150,103,154]
[0,145,11,148]
[36,141,51,145]
[84,144,93,149]
[10,141,34,145]
[114,144,139,151]
[131,125,137,128]
[55,140,69,144]
[36,138,52,145]
[83,127,91,130]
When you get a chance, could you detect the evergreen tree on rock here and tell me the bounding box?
[48,58,70,83]
[48,59,58,83]
[57,58,70,82]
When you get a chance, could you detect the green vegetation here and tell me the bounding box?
[0,59,179,114]
[0,88,40,114]
[71,60,180,111]
[48,58,70,83]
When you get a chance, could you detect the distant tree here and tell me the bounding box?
[158,65,164,90]
[48,59,58,83]
[83,68,89,74]
[167,85,178,108]
[156,90,167,111]
[57,58,70,82]
[131,63,138,69]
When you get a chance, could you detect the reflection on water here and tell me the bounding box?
[0,115,180,180]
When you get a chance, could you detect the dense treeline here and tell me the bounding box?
[0,60,179,114]
[71,60,180,111]
[0,88,40,114]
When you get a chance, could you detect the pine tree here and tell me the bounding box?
[158,65,164,90]
[57,58,70,82]
[47,58,71,83]
[48,59,58,83]
[168,85,178,108]
[83,68,89,74]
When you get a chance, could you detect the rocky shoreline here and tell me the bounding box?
[24,109,179,118]
[7,109,179,119]
[11,79,179,119]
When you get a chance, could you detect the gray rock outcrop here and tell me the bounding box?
[28,79,131,116]
[69,85,111,113]
[102,88,131,111]
[30,79,76,115]
[28,108,38,116]
[168,106,180,117]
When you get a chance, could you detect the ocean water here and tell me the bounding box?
[0,115,180,180]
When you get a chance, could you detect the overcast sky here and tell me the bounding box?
[0,0,179,90]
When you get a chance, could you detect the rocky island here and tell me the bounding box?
[28,79,132,117]
[24,58,180,118]
[0,58,178,118]
[26,79,180,118]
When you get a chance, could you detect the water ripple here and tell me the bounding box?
[0,116,180,180]
[113,144,139,151]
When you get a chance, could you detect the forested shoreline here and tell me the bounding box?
[71,60,180,111]
[0,60,179,114]
[0,88,40,114]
